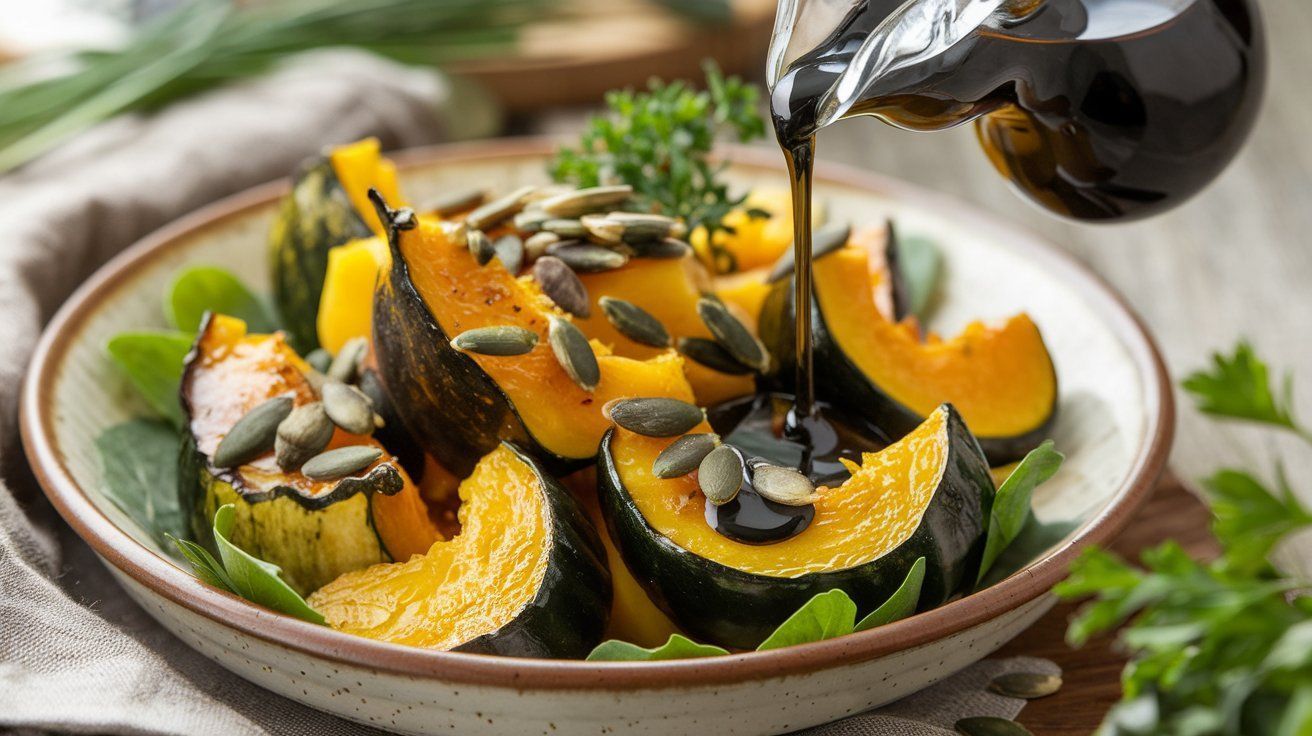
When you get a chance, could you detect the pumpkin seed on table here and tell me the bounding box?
[465,185,535,230]
[450,325,539,356]
[630,238,692,260]
[538,185,633,218]
[547,242,629,273]
[302,446,383,481]
[425,188,486,218]
[767,221,853,283]
[751,464,820,506]
[321,381,376,435]
[987,672,1062,700]
[548,316,600,392]
[275,402,335,471]
[605,397,704,437]
[532,256,591,318]
[653,433,720,478]
[326,336,368,383]
[492,234,525,275]
[954,717,1033,736]
[467,228,496,266]
[304,348,332,374]
[213,395,293,468]
[676,336,754,375]
[697,298,769,372]
[698,444,744,505]
[599,297,671,348]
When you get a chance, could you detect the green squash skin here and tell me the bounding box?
[268,155,372,353]
[759,276,1056,465]
[455,443,612,659]
[596,406,994,650]
[371,219,587,479]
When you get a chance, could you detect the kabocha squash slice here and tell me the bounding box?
[310,443,611,658]
[598,404,994,649]
[370,197,696,476]
[270,138,402,351]
[760,245,1057,463]
[179,314,439,595]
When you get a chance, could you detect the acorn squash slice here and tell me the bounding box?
[179,314,439,596]
[309,443,611,658]
[760,246,1057,463]
[269,138,402,351]
[598,404,994,648]
[372,210,696,477]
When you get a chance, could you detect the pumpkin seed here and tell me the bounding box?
[450,325,539,356]
[607,212,684,243]
[542,219,588,239]
[697,298,769,372]
[213,396,293,468]
[605,397,704,437]
[653,433,720,478]
[302,445,383,481]
[954,717,1033,736]
[357,370,392,421]
[426,188,486,218]
[539,185,633,218]
[524,231,561,261]
[466,185,535,231]
[548,242,629,273]
[493,234,525,275]
[599,297,671,348]
[321,381,376,435]
[987,673,1062,700]
[304,348,332,374]
[514,209,552,233]
[580,214,624,245]
[532,256,591,318]
[698,444,744,505]
[326,336,368,384]
[275,402,334,471]
[302,368,326,394]
[751,464,820,506]
[548,316,600,392]
[676,336,754,375]
[467,228,496,266]
[631,237,693,260]
[767,221,853,283]
[523,183,575,203]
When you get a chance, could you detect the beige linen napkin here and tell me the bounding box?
[0,49,1052,735]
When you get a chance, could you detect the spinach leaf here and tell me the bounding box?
[586,634,729,661]
[855,557,926,632]
[96,419,186,545]
[209,504,324,624]
[756,589,857,651]
[105,331,194,426]
[977,516,1079,589]
[166,266,275,333]
[977,440,1064,584]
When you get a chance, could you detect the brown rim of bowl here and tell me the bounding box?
[20,137,1174,690]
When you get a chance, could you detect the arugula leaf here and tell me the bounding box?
[854,557,925,632]
[896,233,941,320]
[1204,467,1312,574]
[1182,341,1301,433]
[96,419,186,546]
[587,634,728,661]
[756,589,857,651]
[209,504,324,624]
[106,331,195,426]
[166,266,275,333]
[977,441,1064,583]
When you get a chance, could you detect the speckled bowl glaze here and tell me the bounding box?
[22,139,1172,735]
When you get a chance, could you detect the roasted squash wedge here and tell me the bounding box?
[372,208,696,476]
[309,443,611,658]
[760,246,1057,463]
[269,138,402,351]
[179,314,439,595]
[317,236,389,354]
[598,404,994,648]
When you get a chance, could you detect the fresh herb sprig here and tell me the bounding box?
[1058,341,1312,736]
[550,62,765,239]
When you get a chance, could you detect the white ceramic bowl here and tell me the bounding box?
[22,139,1172,735]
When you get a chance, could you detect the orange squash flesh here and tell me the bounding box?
[316,237,389,354]
[611,407,950,577]
[309,445,548,649]
[329,138,402,236]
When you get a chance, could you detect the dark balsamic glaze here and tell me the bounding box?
[703,445,816,545]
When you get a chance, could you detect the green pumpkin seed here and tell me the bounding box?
[987,673,1062,700]
[548,243,629,273]
[599,297,671,348]
[213,395,294,468]
[304,348,332,374]
[539,185,633,218]
[450,325,539,356]
[653,433,720,478]
[542,219,587,239]
[580,214,624,245]
[631,237,693,260]
[767,221,853,283]
[467,228,496,266]
[321,381,376,435]
[608,212,684,243]
[302,445,384,481]
[698,444,744,505]
[697,298,769,372]
[514,209,552,233]
[676,337,753,375]
[326,336,368,384]
[275,402,335,471]
[605,397,704,437]
[524,231,561,261]
[532,256,591,318]
[751,464,819,506]
[466,185,535,231]
[493,234,525,275]
[426,188,486,218]
[548,316,600,392]
[954,717,1033,736]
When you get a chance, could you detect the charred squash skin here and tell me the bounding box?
[597,405,994,649]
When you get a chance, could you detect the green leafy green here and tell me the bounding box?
[549,61,764,250]
[1204,467,1312,575]
[757,589,858,651]
[169,535,236,591]
[854,557,926,632]
[105,331,195,426]
[1182,341,1302,434]
[96,419,186,546]
[977,517,1078,589]
[896,233,942,320]
[977,441,1064,583]
[586,634,729,662]
[166,266,275,333]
